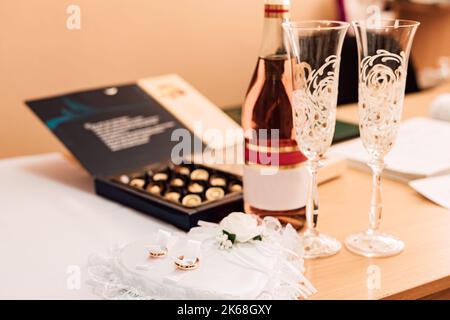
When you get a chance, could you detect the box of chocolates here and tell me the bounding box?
[26,74,244,230]
[97,162,243,230]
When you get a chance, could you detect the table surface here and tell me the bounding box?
[1,82,449,299]
[307,81,450,300]
[0,154,182,299]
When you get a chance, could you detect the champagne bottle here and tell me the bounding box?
[242,0,308,229]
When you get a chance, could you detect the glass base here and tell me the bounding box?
[345,231,404,258]
[303,230,341,259]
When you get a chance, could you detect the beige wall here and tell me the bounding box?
[394,2,450,71]
[0,0,337,159]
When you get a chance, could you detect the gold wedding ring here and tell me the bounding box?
[174,256,200,271]
[148,246,168,258]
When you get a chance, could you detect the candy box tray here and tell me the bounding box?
[95,161,243,231]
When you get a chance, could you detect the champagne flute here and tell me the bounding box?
[345,19,419,258]
[283,21,349,259]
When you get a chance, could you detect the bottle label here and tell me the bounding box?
[243,163,308,211]
[244,138,308,211]
[264,4,290,19]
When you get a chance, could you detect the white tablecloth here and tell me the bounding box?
[0,153,174,299]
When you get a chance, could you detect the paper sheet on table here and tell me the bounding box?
[409,175,450,210]
[330,117,450,182]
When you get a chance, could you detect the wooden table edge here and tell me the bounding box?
[382,275,450,300]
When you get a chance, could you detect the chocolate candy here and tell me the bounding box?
[170,177,186,188]
[146,182,163,195]
[175,166,191,176]
[190,169,209,181]
[145,169,154,180]
[209,175,227,187]
[130,178,145,189]
[228,181,243,193]
[117,162,243,209]
[118,174,130,184]
[153,172,169,182]
[182,194,202,207]
[164,191,182,203]
[205,187,225,201]
[187,182,205,194]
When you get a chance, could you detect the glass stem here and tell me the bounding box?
[368,159,385,234]
[306,159,319,233]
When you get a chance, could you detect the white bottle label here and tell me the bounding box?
[243,164,309,211]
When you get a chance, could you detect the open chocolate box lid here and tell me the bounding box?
[25,74,244,230]
[26,83,186,177]
[25,74,242,178]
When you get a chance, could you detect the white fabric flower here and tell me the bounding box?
[223,240,233,250]
[219,212,263,243]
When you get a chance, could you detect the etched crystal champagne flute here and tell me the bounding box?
[345,19,419,258]
[283,21,349,259]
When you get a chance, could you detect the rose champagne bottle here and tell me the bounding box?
[242,0,308,229]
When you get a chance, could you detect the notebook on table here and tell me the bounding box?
[331,117,450,183]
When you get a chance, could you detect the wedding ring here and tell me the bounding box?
[148,246,168,258]
[174,256,200,271]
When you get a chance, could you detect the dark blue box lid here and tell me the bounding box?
[26,84,194,177]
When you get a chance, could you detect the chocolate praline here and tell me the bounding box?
[175,166,191,176]
[228,182,243,193]
[182,194,202,207]
[209,175,227,187]
[190,169,209,181]
[130,178,145,189]
[146,183,163,195]
[205,187,225,201]
[170,177,185,188]
[153,172,169,182]
[187,182,205,194]
[164,191,181,203]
